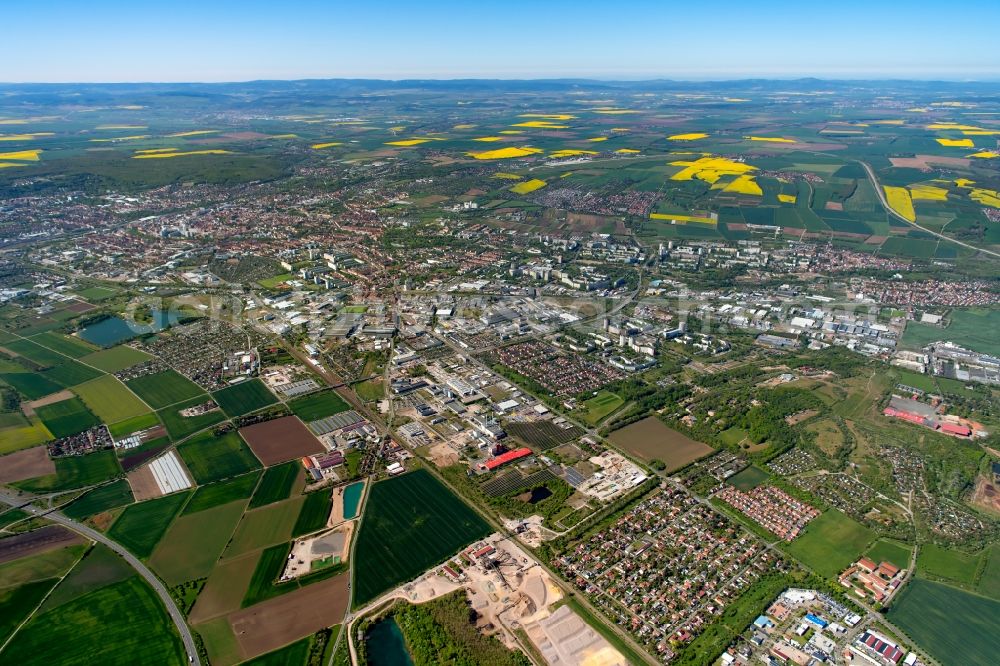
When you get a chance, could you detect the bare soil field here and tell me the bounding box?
[239,416,324,466]
[970,475,1000,516]
[0,446,55,483]
[890,155,971,170]
[427,442,459,467]
[228,572,349,659]
[126,464,162,501]
[26,390,75,409]
[608,416,714,471]
[0,525,85,564]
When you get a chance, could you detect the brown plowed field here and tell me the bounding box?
[0,446,55,483]
[0,525,85,564]
[239,416,323,466]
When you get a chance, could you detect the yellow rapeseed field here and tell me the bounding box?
[493,172,522,180]
[0,133,54,141]
[270,134,299,139]
[969,151,999,159]
[0,149,41,161]
[883,186,916,222]
[668,133,709,141]
[670,156,756,183]
[778,194,797,203]
[134,148,178,154]
[133,150,232,159]
[467,147,543,160]
[908,184,948,201]
[0,162,24,168]
[592,109,639,115]
[311,142,343,149]
[453,124,476,129]
[0,119,29,125]
[510,178,547,194]
[549,149,597,158]
[586,137,608,142]
[96,125,147,130]
[385,139,432,146]
[926,123,981,131]
[724,98,750,102]
[970,188,1000,208]
[935,138,974,147]
[518,114,576,120]
[649,212,716,225]
[512,121,569,129]
[499,130,523,135]
[746,136,796,143]
[472,137,504,142]
[963,130,1000,136]
[615,148,640,154]
[722,175,763,196]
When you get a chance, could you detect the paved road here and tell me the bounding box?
[859,160,1000,260]
[0,491,200,665]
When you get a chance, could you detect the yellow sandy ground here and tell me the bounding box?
[467,147,543,160]
[510,179,547,194]
[884,186,916,222]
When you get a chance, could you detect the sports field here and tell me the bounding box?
[864,538,912,569]
[287,390,350,421]
[608,416,714,470]
[176,430,261,485]
[726,465,769,491]
[1,575,186,666]
[73,375,151,424]
[211,378,278,417]
[34,396,101,438]
[126,369,207,409]
[183,471,261,514]
[108,491,190,558]
[149,500,248,585]
[783,509,873,578]
[80,345,151,373]
[352,469,491,606]
[888,578,999,665]
[580,391,624,425]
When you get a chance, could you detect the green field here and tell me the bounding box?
[182,471,261,514]
[125,369,207,409]
[0,370,63,400]
[580,391,624,425]
[0,579,60,644]
[41,544,134,611]
[149,500,248,585]
[887,579,999,665]
[5,338,73,366]
[80,345,152,373]
[34,396,101,438]
[977,544,1000,600]
[901,308,1000,357]
[30,332,100,358]
[726,465,769,490]
[0,543,87,589]
[916,543,980,586]
[0,415,52,454]
[2,576,186,666]
[292,490,333,537]
[108,412,161,438]
[73,375,151,424]
[108,491,191,558]
[14,450,121,492]
[864,539,912,569]
[242,635,312,666]
[783,509,874,578]
[224,496,306,557]
[157,397,226,440]
[176,430,261,485]
[248,461,301,509]
[42,359,104,388]
[241,542,347,608]
[63,479,135,520]
[211,378,278,417]
[353,469,491,606]
[288,390,350,421]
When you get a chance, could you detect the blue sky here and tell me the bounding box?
[5,0,999,82]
